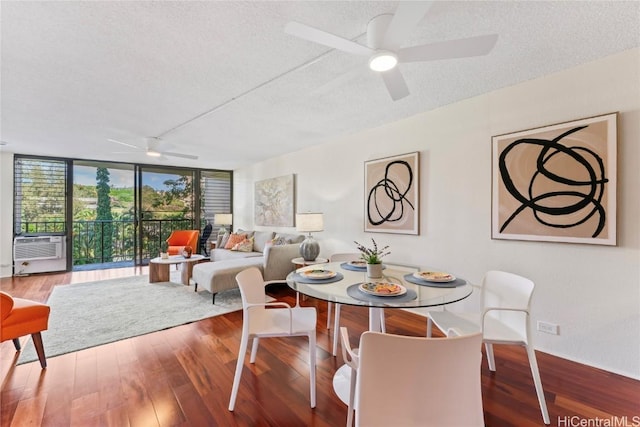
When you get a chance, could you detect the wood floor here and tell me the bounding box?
[1,268,638,426]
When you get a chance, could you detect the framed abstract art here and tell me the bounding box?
[364,152,419,235]
[492,113,617,245]
[254,174,295,227]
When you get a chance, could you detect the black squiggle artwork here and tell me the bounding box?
[499,125,608,237]
[367,160,414,226]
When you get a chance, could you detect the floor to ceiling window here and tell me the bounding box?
[137,165,196,264]
[13,155,232,273]
[73,161,135,268]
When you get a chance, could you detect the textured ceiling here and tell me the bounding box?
[1,1,639,170]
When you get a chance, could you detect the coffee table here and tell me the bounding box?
[149,254,205,285]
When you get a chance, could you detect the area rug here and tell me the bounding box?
[17,272,243,364]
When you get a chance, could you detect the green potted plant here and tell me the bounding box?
[354,238,390,279]
[160,241,169,259]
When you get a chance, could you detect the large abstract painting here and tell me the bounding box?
[255,174,295,227]
[365,152,419,235]
[492,113,617,245]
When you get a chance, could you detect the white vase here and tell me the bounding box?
[366,263,383,279]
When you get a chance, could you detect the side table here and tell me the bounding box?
[291,257,329,270]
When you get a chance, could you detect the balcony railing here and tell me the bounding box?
[18,218,197,266]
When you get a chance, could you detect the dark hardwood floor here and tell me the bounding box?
[1,268,638,426]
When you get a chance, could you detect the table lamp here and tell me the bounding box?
[214,213,233,235]
[296,213,323,261]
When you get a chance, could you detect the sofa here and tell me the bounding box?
[192,230,305,303]
[166,230,200,256]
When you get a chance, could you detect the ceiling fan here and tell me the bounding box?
[285,2,498,101]
[107,137,198,160]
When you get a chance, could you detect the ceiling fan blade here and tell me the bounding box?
[382,1,434,51]
[162,151,199,160]
[381,68,410,101]
[398,34,499,62]
[107,138,139,149]
[285,21,373,56]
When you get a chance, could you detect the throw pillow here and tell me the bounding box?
[232,237,254,252]
[219,232,230,248]
[225,232,247,249]
[271,236,289,245]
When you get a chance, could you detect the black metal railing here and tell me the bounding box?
[18,218,196,267]
[73,219,136,265]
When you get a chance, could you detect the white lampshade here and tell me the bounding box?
[214,213,233,226]
[296,213,324,233]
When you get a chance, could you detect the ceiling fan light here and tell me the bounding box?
[369,51,398,72]
[146,149,162,157]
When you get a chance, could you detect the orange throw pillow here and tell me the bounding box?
[225,233,247,249]
[232,237,254,252]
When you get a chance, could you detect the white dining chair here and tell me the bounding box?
[228,267,317,411]
[339,326,359,427]
[328,253,386,356]
[341,327,484,427]
[426,270,550,425]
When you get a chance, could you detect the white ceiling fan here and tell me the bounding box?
[107,137,199,160]
[285,2,498,101]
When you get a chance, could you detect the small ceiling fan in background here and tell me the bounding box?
[107,137,199,160]
[285,2,498,101]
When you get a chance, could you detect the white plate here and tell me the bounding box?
[301,269,337,280]
[413,271,456,283]
[347,260,367,268]
[359,282,406,296]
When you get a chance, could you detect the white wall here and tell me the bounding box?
[234,48,640,379]
[0,152,14,278]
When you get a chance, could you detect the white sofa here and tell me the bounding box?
[192,230,304,303]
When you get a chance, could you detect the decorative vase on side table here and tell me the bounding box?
[182,246,193,259]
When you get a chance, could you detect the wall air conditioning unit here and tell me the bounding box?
[13,236,67,275]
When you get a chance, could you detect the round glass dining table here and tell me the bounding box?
[286,261,474,331]
[286,261,475,409]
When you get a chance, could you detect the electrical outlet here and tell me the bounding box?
[537,321,559,335]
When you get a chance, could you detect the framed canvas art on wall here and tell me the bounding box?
[492,112,617,245]
[364,152,419,235]
[254,174,295,227]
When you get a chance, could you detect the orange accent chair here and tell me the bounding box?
[1,292,51,368]
[166,230,200,256]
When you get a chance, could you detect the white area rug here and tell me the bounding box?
[17,272,242,364]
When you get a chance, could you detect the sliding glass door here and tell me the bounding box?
[72,161,135,268]
[137,166,196,264]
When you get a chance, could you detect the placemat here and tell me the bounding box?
[293,272,344,284]
[347,284,417,303]
[403,273,467,288]
[340,262,387,272]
